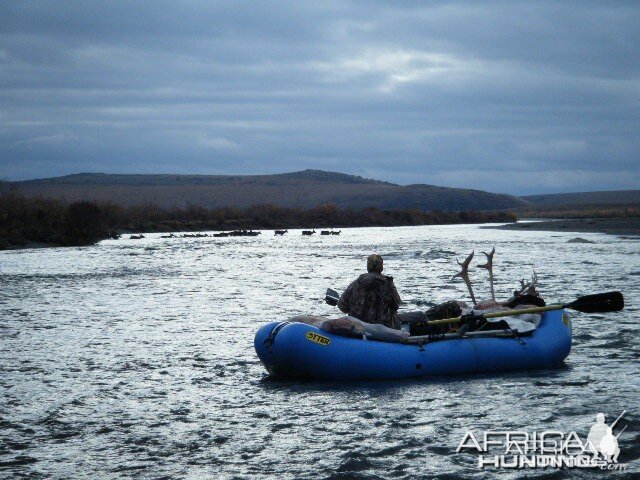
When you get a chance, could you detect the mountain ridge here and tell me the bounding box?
[11,170,638,211]
[11,170,528,211]
[16,169,394,187]
[523,190,640,207]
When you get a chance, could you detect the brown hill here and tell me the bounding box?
[523,190,640,207]
[12,169,529,211]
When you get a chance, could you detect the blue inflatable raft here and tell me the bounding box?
[254,310,572,380]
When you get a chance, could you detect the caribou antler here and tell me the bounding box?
[478,246,496,301]
[452,251,477,305]
[516,271,538,296]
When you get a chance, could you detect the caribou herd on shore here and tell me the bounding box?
[128,228,340,241]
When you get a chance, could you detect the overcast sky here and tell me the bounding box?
[1,1,638,194]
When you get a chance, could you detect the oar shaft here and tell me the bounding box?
[424,303,564,326]
[483,304,564,319]
[426,315,462,326]
[406,329,519,343]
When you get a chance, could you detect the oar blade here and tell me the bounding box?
[566,291,624,313]
[325,288,340,306]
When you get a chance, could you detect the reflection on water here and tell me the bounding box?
[1,225,639,478]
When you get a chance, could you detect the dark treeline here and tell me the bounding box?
[0,185,516,249]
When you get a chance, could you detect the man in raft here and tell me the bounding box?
[338,254,402,330]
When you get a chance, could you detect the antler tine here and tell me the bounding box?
[453,250,474,278]
[516,271,539,296]
[526,271,539,295]
[478,246,496,301]
[478,246,495,270]
[451,251,477,305]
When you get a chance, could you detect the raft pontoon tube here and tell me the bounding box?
[254,310,572,380]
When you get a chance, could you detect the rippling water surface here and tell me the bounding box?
[1,225,639,479]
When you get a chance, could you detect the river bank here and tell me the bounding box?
[484,216,640,236]
[0,187,517,250]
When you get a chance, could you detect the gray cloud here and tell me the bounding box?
[1,1,639,193]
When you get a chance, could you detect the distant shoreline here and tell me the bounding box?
[1,217,517,252]
[484,217,640,236]
[0,187,518,251]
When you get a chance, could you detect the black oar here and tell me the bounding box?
[324,287,623,327]
[325,288,340,306]
[425,291,624,327]
[563,291,624,314]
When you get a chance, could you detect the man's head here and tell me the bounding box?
[367,254,384,273]
[596,413,605,424]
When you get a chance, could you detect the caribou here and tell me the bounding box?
[453,247,539,309]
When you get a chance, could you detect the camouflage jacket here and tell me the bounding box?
[338,273,402,330]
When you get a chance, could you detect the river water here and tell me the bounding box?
[1,224,639,479]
